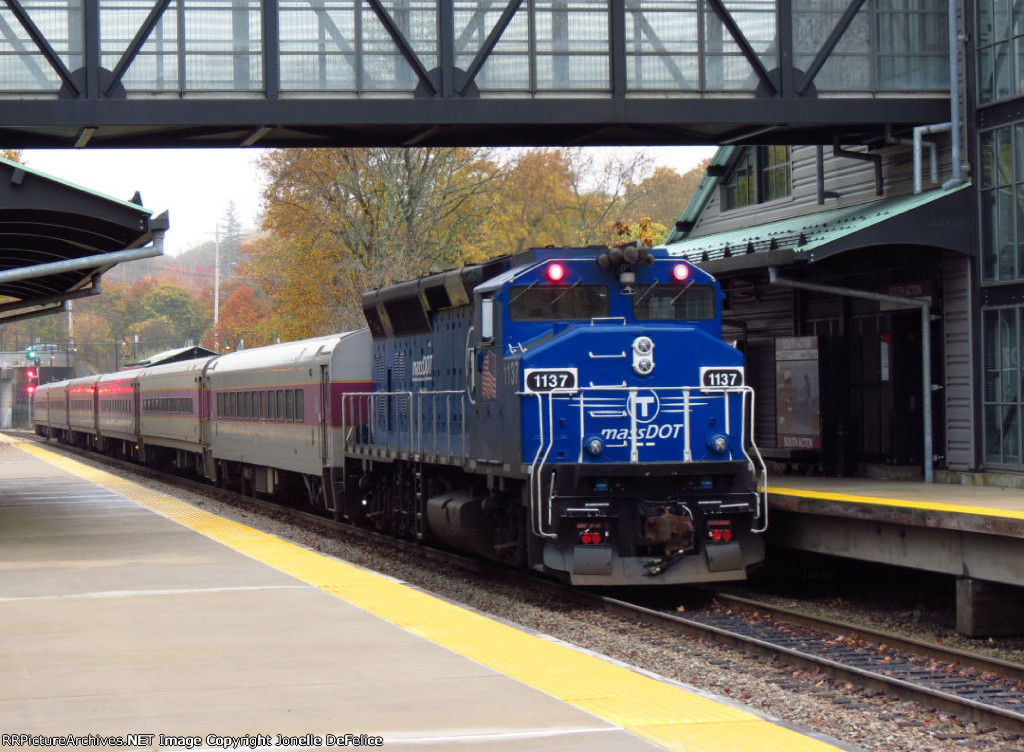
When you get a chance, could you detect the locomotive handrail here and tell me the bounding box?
[520,382,768,535]
[524,390,558,539]
[340,388,468,463]
[415,389,466,462]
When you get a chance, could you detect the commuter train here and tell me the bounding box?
[33,244,767,585]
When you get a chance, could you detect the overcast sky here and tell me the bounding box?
[23,145,715,257]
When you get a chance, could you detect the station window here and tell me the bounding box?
[977,0,1024,104]
[983,308,1024,466]
[979,125,1023,282]
[721,146,792,211]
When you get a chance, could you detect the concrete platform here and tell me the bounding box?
[0,434,857,751]
[767,475,1024,636]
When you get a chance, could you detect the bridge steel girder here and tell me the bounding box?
[0,0,952,148]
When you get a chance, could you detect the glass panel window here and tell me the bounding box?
[977,0,1024,104]
[980,125,1024,282]
[983,308,1024,465]
[723,150,756,210]
[722,146,791,211]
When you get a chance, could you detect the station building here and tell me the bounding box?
[664,2,1018,482]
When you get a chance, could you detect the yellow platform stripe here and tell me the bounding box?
[10,435,844,752]
[771,485,1024,521]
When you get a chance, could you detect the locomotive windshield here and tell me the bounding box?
[509,284,610,321]
[632,284,716,321]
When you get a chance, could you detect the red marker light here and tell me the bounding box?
[26,385,35,395]
[546,263,566,282]
[581,532,592,544]
[672,263,690,281]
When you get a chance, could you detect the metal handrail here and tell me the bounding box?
[519,383,768,537]
[340,389,467,461]
[339,382,768,537]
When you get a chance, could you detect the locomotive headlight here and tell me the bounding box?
[584,435,605,457]
[633,336,654,354]
[632,337,655,376]
[708,434,729,454]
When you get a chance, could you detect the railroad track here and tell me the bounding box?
[21,431,1024,736]
[599,594,1024,735]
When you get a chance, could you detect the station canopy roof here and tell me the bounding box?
[663,182,975,276]
[0,156,167,324]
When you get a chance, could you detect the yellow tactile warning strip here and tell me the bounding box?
[9,435,846,752]
[770,485,1024,521]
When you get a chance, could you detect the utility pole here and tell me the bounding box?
[214,226,221,351]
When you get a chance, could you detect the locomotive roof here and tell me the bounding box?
[361,246,608,339]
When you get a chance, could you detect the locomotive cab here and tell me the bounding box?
[463,244,767,584]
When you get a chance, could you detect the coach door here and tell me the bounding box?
[319,365,329,465]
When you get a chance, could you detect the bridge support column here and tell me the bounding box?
[956,577,1024,637]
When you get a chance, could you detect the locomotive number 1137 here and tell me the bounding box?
[699,367,745,387]
[524,368,578,393]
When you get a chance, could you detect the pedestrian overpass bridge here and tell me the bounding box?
[0,0,952,148]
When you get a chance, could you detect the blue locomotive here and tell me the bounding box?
[345,243,766,584]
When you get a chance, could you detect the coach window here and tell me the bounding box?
[286,390,295,421]
[295,390,304,422]
[268,391,276,420]
[277,389,286,419]
[261,391,268,419]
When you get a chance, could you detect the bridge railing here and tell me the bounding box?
[1,0,949,98]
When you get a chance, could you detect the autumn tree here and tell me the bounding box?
[248,147,502,334]
[205,282,273,351]
[479,149,576,256]
[627,162,708,233]
[137,282,211,345]
[562,148,657,246]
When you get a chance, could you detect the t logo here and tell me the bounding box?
[626,391,660,423]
